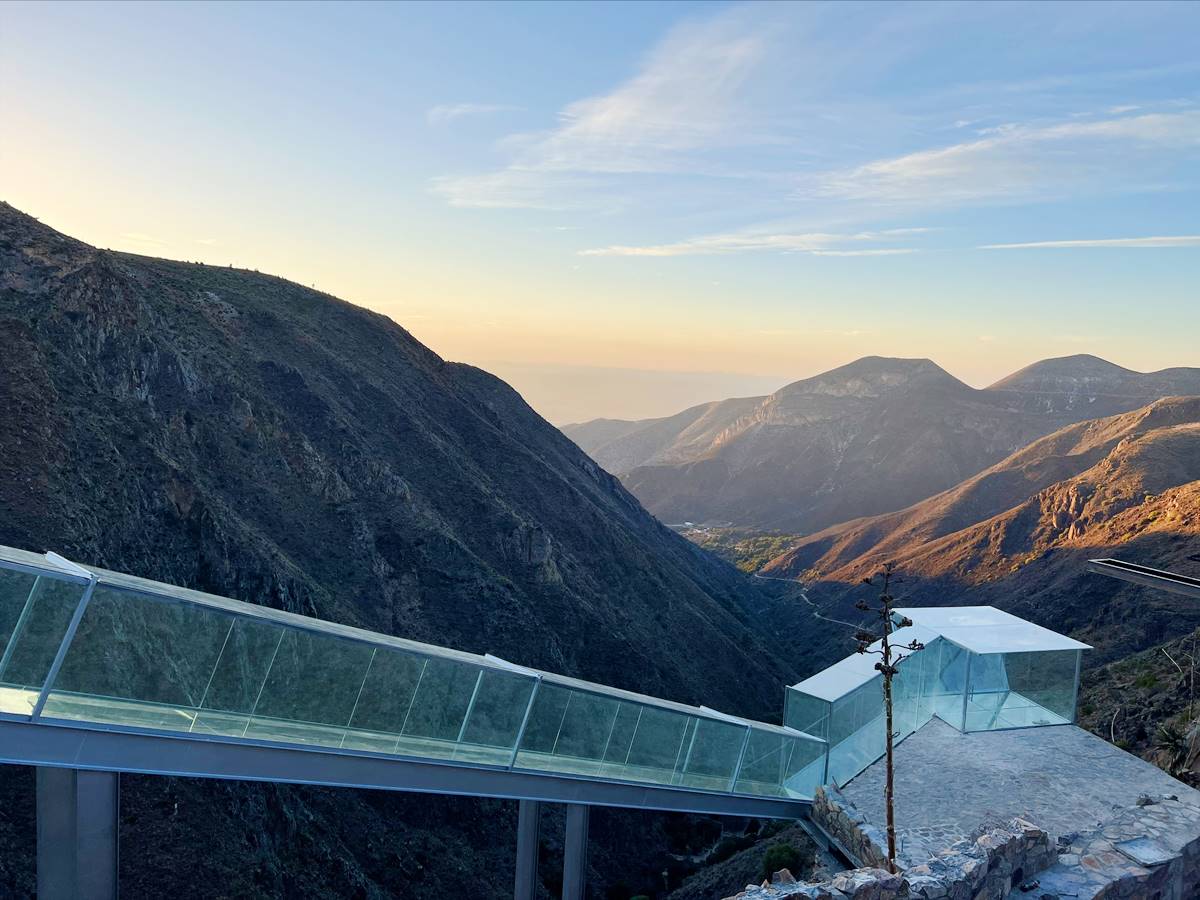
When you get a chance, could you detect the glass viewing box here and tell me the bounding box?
[786,606,1089,787]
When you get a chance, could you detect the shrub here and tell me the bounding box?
[761,842,801,880]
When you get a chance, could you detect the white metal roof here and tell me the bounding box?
[789,623,938,702]
[895,606,1091,655]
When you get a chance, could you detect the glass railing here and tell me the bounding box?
[0,547,825,801]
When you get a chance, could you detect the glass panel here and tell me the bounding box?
[342,646,427,752]
[678,718,745,790]
[552,690,621,769]
[930,639,967,726]
[516,682,572,758]
[827,686,859,745]
[1009,649,1078,722]
[402,657,487,746]
[624,705,690,777]
[599,700,642,769]
[965,649,1077,731]
[0,573,88,714]
[46,586,232,729]
[245,628,375,746]
[784,688,829,739]
[193,617,286,735]
[459,670,536,751]
[782,732,827,798]
[0,568,39,651]
[734,728,825,798]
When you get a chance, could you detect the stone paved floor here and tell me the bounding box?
[1028,797,1200,899]
[841,717,1200,866]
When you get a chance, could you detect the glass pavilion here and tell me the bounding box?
[0,546,826,802]
[785,606,1089,787]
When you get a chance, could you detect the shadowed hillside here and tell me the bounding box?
[758,400,1200,670]
[0,202,800,899]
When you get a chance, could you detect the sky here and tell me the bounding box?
[3,0,1199,424]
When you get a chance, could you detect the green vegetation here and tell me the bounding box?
[760,842,801,879]
[1135,671,1160,690]
[679,527,803,572]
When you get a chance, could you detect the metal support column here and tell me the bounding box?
[514,799,540,900]
[37,767,119,900]
[562,803,589,900]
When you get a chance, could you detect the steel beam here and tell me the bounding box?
[37,767,119,900]
[1087,558,1200,600]
[514,799,540,900]
[562,803,589,900]
[0,718,809,820]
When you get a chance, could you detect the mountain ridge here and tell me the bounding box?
[0,201,797,898]
[565,354,1200,533]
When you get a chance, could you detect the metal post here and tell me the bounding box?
[514,799,540,900]
[728,725,752,791]
[1071,649,1082,723]
[562,803,589,900]
[960,652,973,733]
[456,670,484,743]
[340,648,377,748]
[508,677,541,769]
[37,767,119,900]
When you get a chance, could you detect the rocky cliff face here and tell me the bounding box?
[0,203,797,898]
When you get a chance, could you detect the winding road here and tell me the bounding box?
[752,572,862,629]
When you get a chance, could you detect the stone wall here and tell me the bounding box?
[720,816,1055,900]
[810,786,894,869]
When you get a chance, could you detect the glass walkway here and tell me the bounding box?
[0,543,1096,900]
[0,545,824,812]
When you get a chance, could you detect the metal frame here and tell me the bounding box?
[0,718,810,819]
[1087,558,1200,600]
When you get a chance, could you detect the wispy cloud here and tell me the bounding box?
[426,103,521,125]
[816,110,1200,205]
[581,228,927,257]
[982,235,1200,249]
[434,8,777,208]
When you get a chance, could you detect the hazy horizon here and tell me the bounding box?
[4,0,1198,422]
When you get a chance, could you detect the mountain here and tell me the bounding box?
[989,354,1200,417]
[0,203,798,898]
[764,397,1200,582]
[591,357,1063,533]
[565,355,1200,534]
[761,397,1200,665]
[562,395,765,475]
